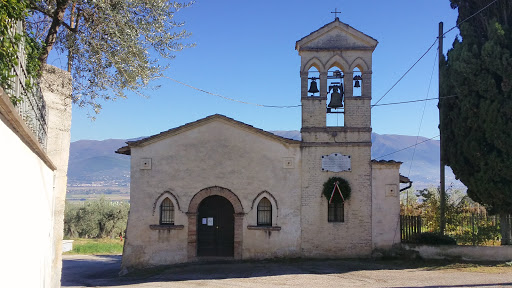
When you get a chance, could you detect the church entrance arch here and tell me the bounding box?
[187,186,244,260]
[197,195,234,256]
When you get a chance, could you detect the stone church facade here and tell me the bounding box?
[117,18,406,271]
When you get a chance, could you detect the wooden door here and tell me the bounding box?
[197,195,235,257]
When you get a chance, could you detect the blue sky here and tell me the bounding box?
[56,0,460,142]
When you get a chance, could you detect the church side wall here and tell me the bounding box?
[0,106,55,288]
[122,121,301,270]
[371,162,401,250]
[300,145,373,257]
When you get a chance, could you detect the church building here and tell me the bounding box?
[116,17,407,271]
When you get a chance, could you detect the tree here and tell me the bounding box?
[26,0,193,113]
[440,0,512,244]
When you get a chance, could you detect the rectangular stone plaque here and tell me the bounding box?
[321,153,351,172]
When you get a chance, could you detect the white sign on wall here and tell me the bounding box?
[321,153,351,172]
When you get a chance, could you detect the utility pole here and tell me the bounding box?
[438,21,446,235]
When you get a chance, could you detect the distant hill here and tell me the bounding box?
[68,139,130,186]
[67,132,463,190]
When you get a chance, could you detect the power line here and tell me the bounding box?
[371,40,438,108]
[372,95,458,107]
[163,1,496,110]
[372,0,498,109]
[408,50,438,178]
[163,76,301,108]
[374,135,440,160]
[442,0,499,37]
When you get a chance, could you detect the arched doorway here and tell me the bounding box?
[197,195,234,257]
[187,186,244,260]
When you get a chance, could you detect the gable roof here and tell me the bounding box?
[296,17,378,52]
[115,114,301,155]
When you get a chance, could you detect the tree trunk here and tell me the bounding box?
[38,0,70,66]
[500,213,511,245]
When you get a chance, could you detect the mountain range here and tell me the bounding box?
[67,132,463,190]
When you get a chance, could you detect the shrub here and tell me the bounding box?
[411,232,457,245]
[64,197,129,239]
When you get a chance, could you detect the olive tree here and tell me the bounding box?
[27,0,193,112]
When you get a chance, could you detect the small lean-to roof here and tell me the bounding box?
[115,114,301,155]
[371,159,403,165]
[371,160,411,184]
[400,174,411,184]
[295,17,378,52]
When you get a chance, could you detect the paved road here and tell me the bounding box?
[62,255,512,287]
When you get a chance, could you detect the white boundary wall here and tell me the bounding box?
[403,244,512,261]
[0,115,56,288]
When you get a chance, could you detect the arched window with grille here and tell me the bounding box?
[160,197,175,225]
[257,197,272,226]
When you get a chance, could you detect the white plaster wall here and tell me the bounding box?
[122,119,301,269]
[0,117,55,288]
[403,244,512,261]
[371,163,401,250]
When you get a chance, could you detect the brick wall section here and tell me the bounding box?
[344,97,371,128]
[301,97,327,128]
[300,145,372,257]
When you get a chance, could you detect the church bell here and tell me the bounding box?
[353,75,362,88]
[308,79,319,95]
[327,83,344,109]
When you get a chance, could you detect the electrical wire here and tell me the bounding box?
[372,95,458,107]
[374,135,440,160]
[407,50,438,178]
[442,0,499,37]
[158,0,496,110]
[372,0,498,109]
[371,40,438,108]
[162,76,301,108]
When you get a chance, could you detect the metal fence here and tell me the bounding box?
[400,213,511,245]
[3,20,47,149]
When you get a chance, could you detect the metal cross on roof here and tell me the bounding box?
[331,8,341,20]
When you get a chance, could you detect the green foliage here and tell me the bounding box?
[0,0,27,95]
[404,187,501,245]
[455,223,500,246]
[27,0,194,114]
[322,177,351,203]
[410,232,457,245]
[64,197,130,239]
[0,0,42,105]
[441,0,512,215]
[65,238,124,255]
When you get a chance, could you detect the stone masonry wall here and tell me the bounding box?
[40,65,72,288]
[300,145,372,257]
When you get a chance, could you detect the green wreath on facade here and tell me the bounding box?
[322,177,351,203]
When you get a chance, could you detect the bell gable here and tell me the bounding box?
[295,18,378,53]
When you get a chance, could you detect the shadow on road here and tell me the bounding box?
[61,255,512,287]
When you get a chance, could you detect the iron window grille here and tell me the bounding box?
[328,202,344,222]
[257,198,272,226]
[160,198,175,225]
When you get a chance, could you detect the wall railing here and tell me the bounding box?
[2,20,47,149]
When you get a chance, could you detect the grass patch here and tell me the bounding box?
[65,238,123,255]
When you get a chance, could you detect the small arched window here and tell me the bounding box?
[257,197,272,226]
[160,198,174,225]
